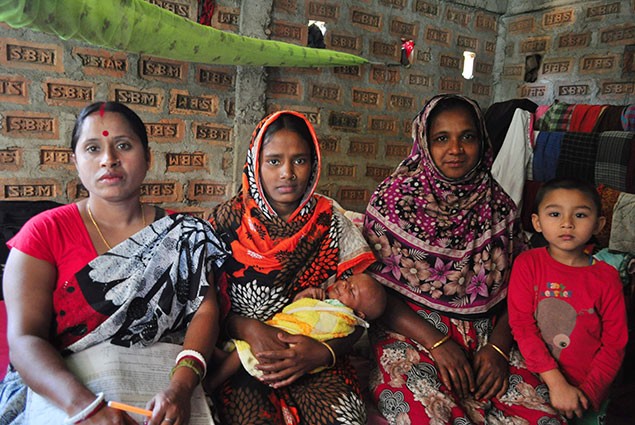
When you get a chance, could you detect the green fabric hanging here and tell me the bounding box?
[0,0,369,67]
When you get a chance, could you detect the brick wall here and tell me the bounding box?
[0,0,501,213]
[0,21,234,218]
[2,0,631,214]
[266,0,500,210]
[498,0,635,105]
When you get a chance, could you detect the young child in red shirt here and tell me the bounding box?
[508,178,627,422]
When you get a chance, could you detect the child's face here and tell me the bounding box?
[532,188,606,261]
[327,275,383,319]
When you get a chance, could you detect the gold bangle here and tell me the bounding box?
[170,358,203,383]
[429,334,451,351]
[487,343,510,362]
[320,341,336,369]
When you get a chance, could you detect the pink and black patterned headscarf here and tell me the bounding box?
[363,94,525,318]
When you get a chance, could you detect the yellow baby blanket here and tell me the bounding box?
[234,298,368,377]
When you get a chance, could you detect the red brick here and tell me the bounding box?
[413,1,439,17]
[139,56,188,83]
[424,26,451,46]
[542,59,573,75]
[586,2,620,18]
[389,18,417,38]
[40,146,74,169]
[599,24,635,45]
[508,16,535,34]
[165,152,208,172]
[67,179,88,201]
[145,119,186,143]
[0,148,22,171]
[403,118,414,137]
[371,40,399,60]
[440,54,460,70]
[445,7,471,27]
[542,8,575,28]
[3,111,58,139]
[0,74,29,104]
[502,64,524,79]
[168,206,212,220]
[141,180,182,203]
[0,178,61,200]
[366,165,392,182]
[475,61,493,75]
[224,99,235,117]
[625,46,635,75]
[271,20,307,44]
[169,89,218,116]
[388,93,415,111]
[213,6,239,31]
[519,37,549,53]
[408,73,432,87]
[416,50,432,64]
[0,38,64,73]
[267,79,302,100]
[319,135,340,153]
[519,85,548,99]
[332,65,362,79]
[380,0,406,8]
[328,112,361,132]
[484,41,496,55]
[368,115,399,135]
[196,66,235,90]
[475,12,497,32]
[348,138,378,157]
[439,78,463,93]
[385,143,410,158]
[146,0,197,21]
[110,84,164,113]
[328,32,362,54]
[557,32,591,49]
[187,180,229,202]
[309,83,341,104]
[43,78,95,107]
[370,66,400,85]
[579,55,617,74]
[457,35,478,50]
[338,187,369,204]
[350,8,382,32]
[192,122,232,146]
[317,186,335,198]
[273,0,296,13]
[306,1,340,21]
[600,81,634,96]
[327,163,356,178]
[73,47,128,78]
[352,87,383,108]
[471,83,491,97]
[558,84,591,97]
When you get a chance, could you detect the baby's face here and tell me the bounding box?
[327,278,360,311]
[327,276,381,319]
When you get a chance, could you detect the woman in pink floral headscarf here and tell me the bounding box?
[363,95,564,424]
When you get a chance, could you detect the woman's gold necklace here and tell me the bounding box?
[86,203,146,250]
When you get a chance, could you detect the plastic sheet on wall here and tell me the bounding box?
[0,0,369,67]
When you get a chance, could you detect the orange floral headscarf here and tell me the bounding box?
[211,111,374,320]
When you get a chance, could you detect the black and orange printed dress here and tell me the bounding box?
[210,111,376,425]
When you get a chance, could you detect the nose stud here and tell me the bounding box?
[290,174,297,181]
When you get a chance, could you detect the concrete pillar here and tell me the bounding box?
[230,0,273,193]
